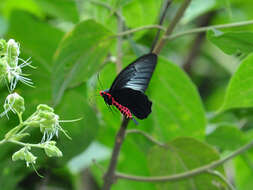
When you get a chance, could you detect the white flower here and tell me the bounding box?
[0,39,34,91]
[26,104,71,142]
[5,57,34,91]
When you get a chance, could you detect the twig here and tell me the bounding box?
[150,0,172,51]
[126,129,165,147]
[167,20,253,40]
[207,170,236,190]
[102,117,129,190]
[115,139,253,182]
[114,25,165,37]
[152,0,192,54]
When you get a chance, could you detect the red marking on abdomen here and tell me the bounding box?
[111,98,132,119]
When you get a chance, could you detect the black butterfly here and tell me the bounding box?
[100,53,157,124]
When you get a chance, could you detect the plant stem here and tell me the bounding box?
[152,0,192,54]
[126,129,165,147]
[167,20,253,40]
[102,117,129,190]
[207,170,236,190]
[115,139,253,182]
[8,140,44,149]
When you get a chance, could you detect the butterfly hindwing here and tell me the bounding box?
[109,53,157,94]
[111,88,152,119]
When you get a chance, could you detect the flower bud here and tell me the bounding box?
[12,147,26,161]
[43,141,62,157]
[37,104,54,113]
[12,147,37,167]
[4,92,25,115]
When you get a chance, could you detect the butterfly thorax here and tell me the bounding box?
[99,90,133,118]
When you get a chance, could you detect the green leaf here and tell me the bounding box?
[122,0,162,28]
[235,152,253,190]
[52,19,114,105]
[182,0,217,24]
[206,124,246,150]
[221,54,253,111]
[0,0,43,18]
[34,0,79,23]
[207,30,253,55]
[150,58,206,141]
[55,84,99,164]
[148,137,224,190]
[7,10,64,68]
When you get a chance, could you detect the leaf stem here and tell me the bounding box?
[167,20,253,40]
[115,139,253,182]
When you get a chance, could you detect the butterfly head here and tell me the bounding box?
[99,90,112,105]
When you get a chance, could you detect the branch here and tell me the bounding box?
[102,117,129,190]
[152,0,192,54]
[126,129,165,147]
[167,20,253,40]
[115,139,253,182]
[207,170,236,190]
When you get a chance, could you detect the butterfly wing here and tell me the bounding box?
[111,88,152,119]
[109,53,157,94]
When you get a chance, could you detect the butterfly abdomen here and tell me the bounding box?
[112,98,132,119]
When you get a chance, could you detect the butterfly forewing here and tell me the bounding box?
[109,53,157,93]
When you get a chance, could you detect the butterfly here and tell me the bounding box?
[100,53,157,124]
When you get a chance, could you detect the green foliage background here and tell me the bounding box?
[0,0,253,189]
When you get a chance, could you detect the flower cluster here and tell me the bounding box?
[0,39,33,91]
[0,38,73,169]
[0,92,68,167]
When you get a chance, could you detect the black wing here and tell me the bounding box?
[111,88,152,119]
[109,53,157,93]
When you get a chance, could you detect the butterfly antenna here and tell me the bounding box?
[150,0,172,52]
[97,73,104,90]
